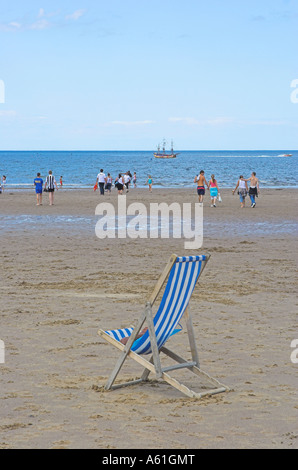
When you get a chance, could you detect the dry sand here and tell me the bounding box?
[0,187,297,449]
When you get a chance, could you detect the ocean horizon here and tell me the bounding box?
[0,150,297,189]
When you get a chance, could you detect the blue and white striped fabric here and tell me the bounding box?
[105,255,206,355]
[105,327,134,342]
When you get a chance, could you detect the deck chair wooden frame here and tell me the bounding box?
[98,254,229,399]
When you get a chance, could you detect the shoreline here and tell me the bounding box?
[2,185,298,191]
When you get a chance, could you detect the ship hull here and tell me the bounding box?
[154,153,178,159]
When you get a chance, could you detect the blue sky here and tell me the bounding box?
[0,0,297,150]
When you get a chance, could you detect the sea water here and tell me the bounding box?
[0,150,297,189]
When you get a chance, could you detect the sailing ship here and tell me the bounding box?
[154,140,179,159]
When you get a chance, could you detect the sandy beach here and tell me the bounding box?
[0,187,297,449]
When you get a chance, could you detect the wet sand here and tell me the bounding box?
[0,188,297,449]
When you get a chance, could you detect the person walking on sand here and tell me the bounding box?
[194,170,209,204]
[146,175,153,192]
[132,172,137,188]
[105,173,112,193]
[96,169,106,196]
[34,172,43,206]
[44,170,58,206]
[1,175,6,193]
[232,175,248,208]
[124,171,131,192]
[115,173,125,194]
[245,172,260,208]
[208,174,220,207]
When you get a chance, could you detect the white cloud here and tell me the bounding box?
[205,117,234,126]
[66,9,86,21]
[9,22,22,29]
[169,117,234,126]
[0,22,22,31]
[110,120,155,126]
[169,116,298,129]
[29,19,50,30]
[242,119,293,126]
[0,110,17,117]
[0,8,84,32]
[169,117,201,125]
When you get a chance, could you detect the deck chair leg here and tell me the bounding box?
[145,302,162,378]
[161,345,229,396]
[105,311,146,390]
[184,306,200,367]
[141,355,153,381]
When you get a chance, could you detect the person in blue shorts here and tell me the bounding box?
[194,170,209,204]
[34,172,43,206]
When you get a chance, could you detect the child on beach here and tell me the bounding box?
[208,174,219,207]
[34,172,43,206]
[1,175,6,193]
[105,173,112,193]
[60,176,63,187]
[132,172,137,188]
[146,175,153,192]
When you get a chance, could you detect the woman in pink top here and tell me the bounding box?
[208,174,219,207]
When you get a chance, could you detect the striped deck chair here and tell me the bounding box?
[98,254,229,399]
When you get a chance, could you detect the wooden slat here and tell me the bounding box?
[100,310,146,390]
[184,306,200,367]
[145,302,162,378]
[162,362,196,373]
[149,253,177,305]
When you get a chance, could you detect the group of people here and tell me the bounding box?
[194,171,221,207]
[30,168,149,205]
[30,168,258,208]
[94,170,155,195]
[33,171,63,206]
[94,170,138,195]
[232,172,260,208]
[194,170,260,208]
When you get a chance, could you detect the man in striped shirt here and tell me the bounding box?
[44,170,58,206]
